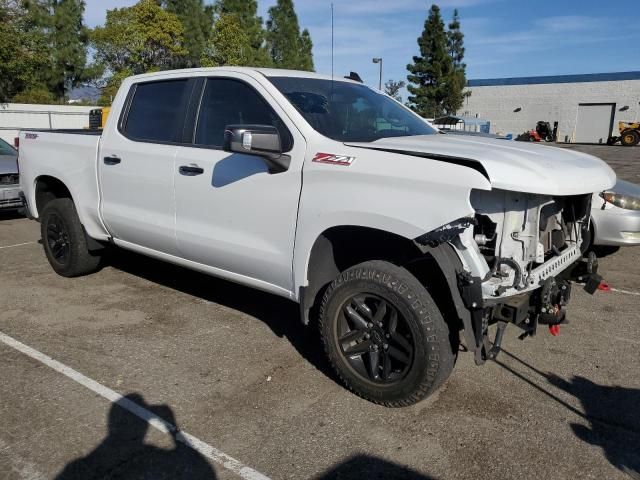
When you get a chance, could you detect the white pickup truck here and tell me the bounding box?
[19,68,615,406]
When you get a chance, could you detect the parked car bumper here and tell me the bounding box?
[0,185,22,211]
[592,206,640,246]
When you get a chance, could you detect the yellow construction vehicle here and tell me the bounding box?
[88,107,111,130]
[608,121,640,146]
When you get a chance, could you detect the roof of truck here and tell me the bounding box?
[128,67,361,84]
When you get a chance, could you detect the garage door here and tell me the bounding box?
[575,103,615,143]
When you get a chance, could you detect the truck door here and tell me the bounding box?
[174,75,305,294]
[99,78,196,255]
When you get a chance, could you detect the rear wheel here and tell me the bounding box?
[40,198,101,277]
[319,260,457,407]
[620,130,640,147]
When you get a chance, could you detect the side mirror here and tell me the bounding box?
[223,125,290,172]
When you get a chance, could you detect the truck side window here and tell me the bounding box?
[124,79,190,143]
[195,78,293,151]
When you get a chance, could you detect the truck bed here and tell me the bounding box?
[19,129,108,241]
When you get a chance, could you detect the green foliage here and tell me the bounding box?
[20,0,90,100]
[0,1,47,102]
[11,85,56,104]
[265,0,314,71]
[162,0,214,67]
[200,14,250,67]
[384,79,406,102]
[215,0,270,67]
[97,69,132,106]
[406,5,453,118]
[91,0,187,76]
[444,9,469,114]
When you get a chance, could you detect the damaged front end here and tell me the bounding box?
[415,189,600,365]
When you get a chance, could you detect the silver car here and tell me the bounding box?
[590,179,640,248]
[0,138,22,212]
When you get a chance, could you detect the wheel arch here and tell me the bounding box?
[34,175,73,218]
[298,226,467,349]
[33,175,104,251]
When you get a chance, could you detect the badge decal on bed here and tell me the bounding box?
[312,152,355,166]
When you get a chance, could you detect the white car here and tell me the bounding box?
[18,68,615,406]
[589,180,640,249]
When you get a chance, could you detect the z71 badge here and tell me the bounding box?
[312,152,355,166]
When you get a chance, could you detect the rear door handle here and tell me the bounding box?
[104,155,121,165]
[179,165,204,176]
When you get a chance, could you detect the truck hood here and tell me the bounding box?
[346,135,616,196]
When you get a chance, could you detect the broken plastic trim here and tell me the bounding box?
[415,217,475,247]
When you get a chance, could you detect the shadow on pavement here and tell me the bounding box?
[547,375,640,479]
[314,454,434,479]
[497,349,640,479]
[55,393,216,479]
[108,248,338,382]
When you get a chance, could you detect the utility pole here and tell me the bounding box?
[372,57,382,91]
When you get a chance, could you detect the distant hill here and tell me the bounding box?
[68,84,101,103]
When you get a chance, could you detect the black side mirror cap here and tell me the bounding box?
[223,124,290,172]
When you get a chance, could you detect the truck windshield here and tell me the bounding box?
[269,77,437,142]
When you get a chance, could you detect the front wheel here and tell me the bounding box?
[620,130,640,147]
[319,260,457,407]
[40,198,101,277]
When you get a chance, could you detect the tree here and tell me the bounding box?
[12,86,56,104]
[200,14,250,67]
[444,9,468,114]
[406,4,454,118]
[384,79,406,102]
[298,28,314,72]
[0,1,48,102]
[91,0,187,76]
[265,0,314,71]
[162,0,213,67]
[21,0,90,101]
[216,0,270,67]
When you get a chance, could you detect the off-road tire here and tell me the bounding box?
[40,198,101,277]
[319,260,457,407]
[620,130,639,147]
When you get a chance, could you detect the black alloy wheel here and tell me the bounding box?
[45,213,71,265]
[336,293,414,384]
[319,260,458,407]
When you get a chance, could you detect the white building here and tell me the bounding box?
[462,71,640,143]
[0,103,94,144]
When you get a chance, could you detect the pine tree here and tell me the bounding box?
[162,0,213,67]
[406,4,453,118]
[24,0,90,101]
[444,9,468,115]
[265,0,314,71]
[216,0,270,67]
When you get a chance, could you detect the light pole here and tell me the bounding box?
[372,57,382,91]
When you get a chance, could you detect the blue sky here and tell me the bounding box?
[83,0,640,94]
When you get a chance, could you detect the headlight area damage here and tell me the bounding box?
[415,189,601,365]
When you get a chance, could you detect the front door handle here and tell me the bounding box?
[104,155,121,165]
[179,165,204,176]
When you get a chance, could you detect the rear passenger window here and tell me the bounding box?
[195,78,292,151]
[124,79,190,143]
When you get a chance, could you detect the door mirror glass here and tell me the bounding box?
[223,125,290,172]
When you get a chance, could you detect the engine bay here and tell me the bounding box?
[466,189,592,298]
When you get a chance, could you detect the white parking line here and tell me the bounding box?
[0,241,37,250]
[0,331,271,480]
[610,287,640,297]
